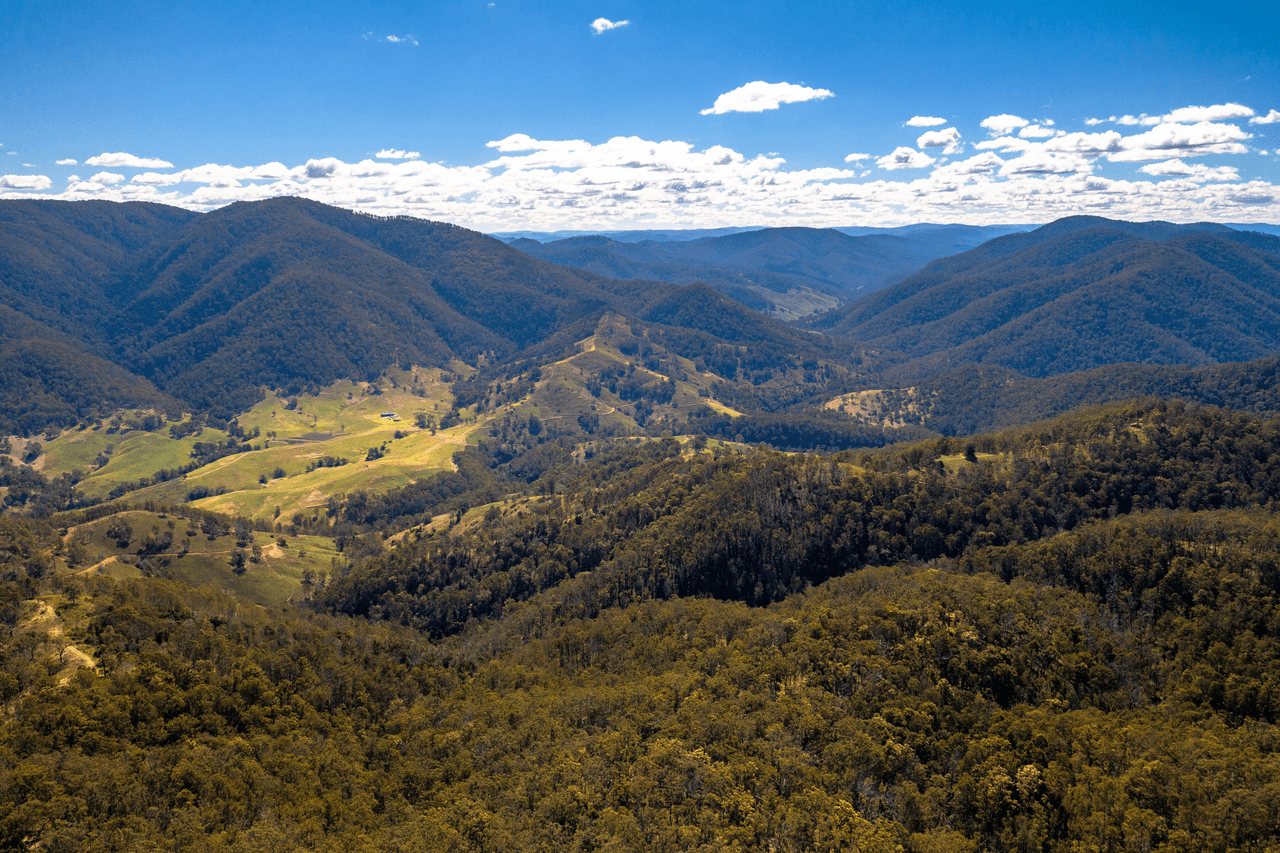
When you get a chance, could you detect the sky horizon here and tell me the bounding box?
[2,1,1278,231]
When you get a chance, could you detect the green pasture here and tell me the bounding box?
[184,372,480,521]
[39,416,231,499]
[66,509,341,606]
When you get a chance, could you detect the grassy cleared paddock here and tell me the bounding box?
[31,369,486,524]
[65,509,341,606]
[39,416,231,500]
[182,370,480,521]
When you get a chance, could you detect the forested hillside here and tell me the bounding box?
[4,399,1280,851]
[318,399,1280,634]
[812,217,1280,379]
[819,356,1280,438]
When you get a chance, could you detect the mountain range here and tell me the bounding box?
[0,197,855,430]
[3,199,1280,442]
[506,223,1028,319]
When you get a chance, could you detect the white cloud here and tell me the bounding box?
[916,127,962,155]
[385,34,419,45]
[929,152,1006,180]
[1139,159,1240,182]
[978,130,1122,159]
[590,18,629,34]
[486,134,593,155]
[843,152,871,163]
[876,147,935,170]
[700,81,833,115]
[980,114,1029,136]
[1162,103,1254,123]
[999,152,1093,176]
[377,149,421,159]
[906,116,946,127]
[1085,118,1106,126]
[85,152,174,169]
[1251,109,1280,125]
[1018,125,1059,139]
[9,121,1280,229]
[1110,121,1252,162]
[0,174,51,190]
[131,171,184,187]
[1117,114,1161,126]
[56,158,77,165]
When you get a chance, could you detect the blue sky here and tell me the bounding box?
[2,0,1278,229]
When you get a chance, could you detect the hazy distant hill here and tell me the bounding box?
[814,217,1280,379]
[507,223,1028,319]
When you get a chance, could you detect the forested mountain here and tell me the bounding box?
[509,224,1027,319]
[2,197,846,421]
[813,217,1280,379]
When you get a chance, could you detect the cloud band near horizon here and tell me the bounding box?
[3,103,1277,229]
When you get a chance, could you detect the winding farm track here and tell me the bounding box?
[20,600,96,685]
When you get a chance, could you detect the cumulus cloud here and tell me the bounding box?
[1117,115,1160,126]
[1162,103,1254,123]
[1018,125,1059,139]
[1109,121,1252,162]
[590,18,629,34]
[85,152,174,169]
[981,114,1029,136]
[56,158,77,165]
[1084,118,1107,126]
[1251,109,1280,125]
[1139,159,1240,182]
[916,127,962,155]
[486,134,593,155]
[700,81,833,115]
[7,120,1280,229]
[929,152,1006,181]
[999,152,1093,176]
[0,174,51,190]
[876,147,935,170]
[978,131,1122,159]
[906,116,946,127]
[377,149,421,159]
